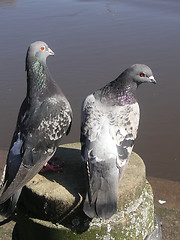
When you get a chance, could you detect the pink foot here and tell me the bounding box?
[40,157,64,173]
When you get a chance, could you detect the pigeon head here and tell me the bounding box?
[99,64,156,106]
[126,64,156,85]
[26,41,54,69]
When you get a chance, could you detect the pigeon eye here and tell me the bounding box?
[41,46,45,51]
[140,72,145,77]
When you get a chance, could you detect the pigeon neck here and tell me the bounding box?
[26,58,49,100]
[99,77,137,106]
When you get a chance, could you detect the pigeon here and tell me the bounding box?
[81,64,156,219]
[0,41,72,217]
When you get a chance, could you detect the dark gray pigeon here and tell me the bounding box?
[81,64,156,219]
[0,41,72,217]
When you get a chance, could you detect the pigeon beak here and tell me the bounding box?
[47,47,55,56]
[149,75,156,84]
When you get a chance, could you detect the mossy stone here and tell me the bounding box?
[14,143,155,240]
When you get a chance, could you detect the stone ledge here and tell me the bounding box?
[15,181,154,240]
[19,143,146,222]
[14,142,155,239]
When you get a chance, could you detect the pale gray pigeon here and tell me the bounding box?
[81,64,156,219]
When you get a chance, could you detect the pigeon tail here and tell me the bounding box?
[83,158,119,219]
[0,189,22,217]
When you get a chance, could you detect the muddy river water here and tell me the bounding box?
[0,0,180,181]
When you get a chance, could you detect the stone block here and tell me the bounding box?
[13,143,156,240]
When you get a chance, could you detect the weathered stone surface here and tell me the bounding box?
[14,143,155,239]
[19,143,86,222]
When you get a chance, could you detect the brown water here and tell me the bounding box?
[0,0,180,182]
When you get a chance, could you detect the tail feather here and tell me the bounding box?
[83,158,119,219]
[0,189,22,217]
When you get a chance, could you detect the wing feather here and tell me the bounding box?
[0,96,72,204]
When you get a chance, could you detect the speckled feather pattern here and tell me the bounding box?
[81,93,140,219]
[81,94,139,168]
[37,98,72,142]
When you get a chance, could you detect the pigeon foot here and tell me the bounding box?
[40,157,64,173]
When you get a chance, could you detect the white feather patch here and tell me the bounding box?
[10,132,23,155]
[120,128,128,137]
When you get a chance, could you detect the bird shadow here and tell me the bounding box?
[19,146,91,233]
[46,146,87,198]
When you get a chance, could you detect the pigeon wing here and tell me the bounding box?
[0,96,72,204]
[81,94,140,218]
[0,97,30,194]
[112,102,140,178]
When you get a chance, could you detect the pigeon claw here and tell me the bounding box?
[40,157,64,173]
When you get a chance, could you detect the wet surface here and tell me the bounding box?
[0,0,180,181]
